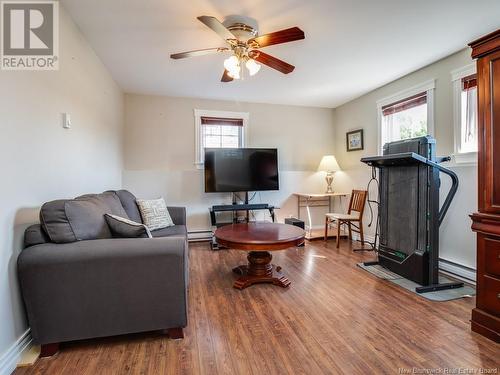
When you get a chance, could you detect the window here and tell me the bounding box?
[194,109,249,168]
[377,80,435,152]
[452,64,478,162]
[381,92,428,142]
[201,117,243,148]
[459,75,478,153]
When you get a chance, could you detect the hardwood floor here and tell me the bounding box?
[15,240,499,375]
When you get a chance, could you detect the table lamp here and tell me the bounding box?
[317,155,341,193]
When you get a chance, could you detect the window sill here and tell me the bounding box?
[451,152,477,166]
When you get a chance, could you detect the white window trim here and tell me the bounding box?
[376,79,436,153]
[451,63,477,165]
[451,63,476,82]
[194,109,249,169]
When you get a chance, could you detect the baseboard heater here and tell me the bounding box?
[438,258,476,284]
[188,230,212,242]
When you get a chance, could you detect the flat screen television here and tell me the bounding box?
[204,148,279,192]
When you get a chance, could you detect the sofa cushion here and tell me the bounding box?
[105,214,152,238]
[65,198,114,240]
[40,200,77,243]
[112,190,143,223]
[150,225,187,238]
[136,198,174,231]
[24,224,50,248]
[76,192,129,218]
[40,192,130,243]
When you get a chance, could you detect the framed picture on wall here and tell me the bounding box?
[346,129,364,152]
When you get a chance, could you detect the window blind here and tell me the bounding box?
[462,75,477,91]
[382,92,427,116]
[462,74,478,145]
[201,117,243,126]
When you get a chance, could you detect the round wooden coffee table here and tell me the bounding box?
[215,223,305,290]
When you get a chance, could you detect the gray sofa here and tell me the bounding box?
[17,190,188,356]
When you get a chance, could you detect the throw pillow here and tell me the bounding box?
[136,198,174,231]
[65,198,113,240]
[105,214,152,238]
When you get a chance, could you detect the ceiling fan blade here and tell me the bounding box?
[197,16,236,41]
[170,47,228,59]
[249,27,305,48]
[221,69,233,82]
[249,51,295,74]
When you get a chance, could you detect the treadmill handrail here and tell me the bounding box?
[423,158,459,226]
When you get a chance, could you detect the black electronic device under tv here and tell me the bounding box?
[204,148,279,193]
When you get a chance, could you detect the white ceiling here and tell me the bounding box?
[61,0,500,108]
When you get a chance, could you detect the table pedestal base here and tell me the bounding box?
[232,251,290,290]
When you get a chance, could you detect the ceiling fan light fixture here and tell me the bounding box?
[171,16,304,82]
[223,55,239,70]
[224,55,241,79]
[228,70,240,79]
[246,58,261,76]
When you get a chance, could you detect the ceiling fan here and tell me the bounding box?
[170,16,305,82]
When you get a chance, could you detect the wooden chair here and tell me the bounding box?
[324,190,367,248]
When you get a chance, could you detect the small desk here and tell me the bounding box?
[294,192,349,239]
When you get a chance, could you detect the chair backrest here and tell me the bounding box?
[348,190,367,217]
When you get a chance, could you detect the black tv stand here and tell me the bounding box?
[233,191,250,205]
[210,203,275,227]
[209,202,276,250]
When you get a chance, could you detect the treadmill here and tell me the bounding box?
[361,136,463,293]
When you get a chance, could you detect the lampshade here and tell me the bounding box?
[224,55,241,79]
[246,58,261,76]
[224,55,239,71]
[317,155,341,172]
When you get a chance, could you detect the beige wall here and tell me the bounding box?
[123,94,335,231]
[0,6,124,365]
[333,48,477,273]
[124,95,335,172]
